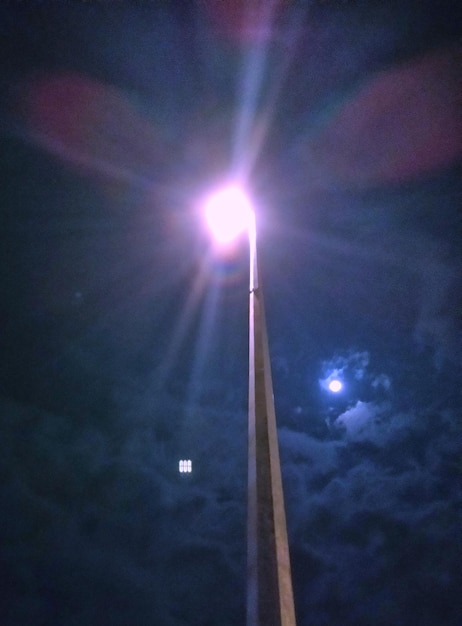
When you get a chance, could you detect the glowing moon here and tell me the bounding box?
[329,379,343,393]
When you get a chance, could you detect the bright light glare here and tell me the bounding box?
[329,380,343,393]
[205,186,253,244]
[179,460,192,473]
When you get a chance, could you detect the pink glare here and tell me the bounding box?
[202,0,288,42]
[302,47,462,187]
[15,73,169,190]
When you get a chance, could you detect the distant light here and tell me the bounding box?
[329,380,343,393]
[204,186,253,244]
[179,459,192,473]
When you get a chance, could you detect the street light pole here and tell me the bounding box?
[247,213,296,626]
[204,187,296,625]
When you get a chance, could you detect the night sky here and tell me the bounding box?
[1,2,462,625]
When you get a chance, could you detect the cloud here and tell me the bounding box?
[320,350,370,383]
[318,350,392,409]
[371,374,391,390]
[334,400,380,438]
[279,393,462,624]
[0,392,247,626]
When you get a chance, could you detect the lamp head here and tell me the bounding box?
[204,185,254,245]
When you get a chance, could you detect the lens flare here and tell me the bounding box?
[204,186,253,244]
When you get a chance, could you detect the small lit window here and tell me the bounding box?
[179,459,192,473]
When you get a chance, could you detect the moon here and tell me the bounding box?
[329,379,343,393]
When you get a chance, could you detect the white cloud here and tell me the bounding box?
[320,351,371,388]
[334,401,379,437]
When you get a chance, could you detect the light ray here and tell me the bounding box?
[231,4,306,181]
[152,257,211,391]
[183,278,221,416]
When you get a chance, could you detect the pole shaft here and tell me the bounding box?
[247,228,296,626]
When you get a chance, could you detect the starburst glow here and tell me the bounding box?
[204,186,254,244]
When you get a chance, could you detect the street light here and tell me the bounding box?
[204,186,254,245]
[204,185,297,626]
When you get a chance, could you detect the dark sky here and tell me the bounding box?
[1,1,462,625]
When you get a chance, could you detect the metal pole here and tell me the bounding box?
[247,214,297,626]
